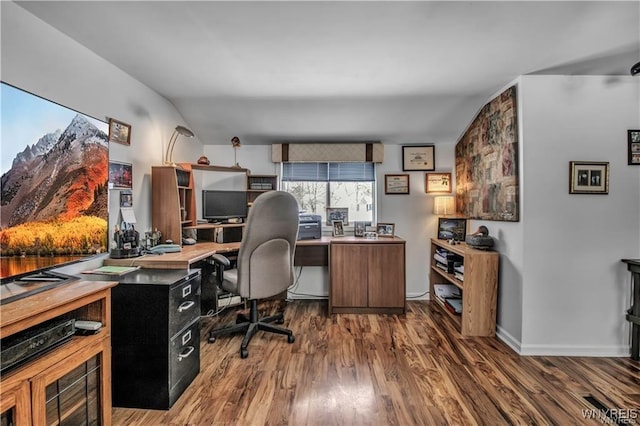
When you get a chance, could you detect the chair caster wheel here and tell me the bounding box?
[287,334,295,344]
[275,318,285,325]
[241,349,248,359]
[208,336,216,343]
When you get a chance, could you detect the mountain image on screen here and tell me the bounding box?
[1,114,108,228]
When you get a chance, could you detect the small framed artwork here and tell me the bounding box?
[119,190,133,207]
[569,161,609,194]
[332,220,344,237]
[108,161,133,189]
[326,207,348,226]
[354,221,366,237]
[437,218,467,241]
[108,118,132,146]
[385,174,410,194]
[376,223,395,237]
[425,172,452,193]
[364,231,378,240]
[628,130,640,165]
[402,145,435,171]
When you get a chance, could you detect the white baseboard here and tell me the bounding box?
[496,325,630,357]
[518,344,630,357]
[496,325,522,354]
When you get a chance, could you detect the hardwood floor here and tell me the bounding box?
[112,300,640,425]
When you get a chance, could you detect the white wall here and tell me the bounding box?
[517,75,640,356]
[1,2,202,239]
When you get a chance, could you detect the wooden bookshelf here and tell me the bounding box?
[429,238,498,336]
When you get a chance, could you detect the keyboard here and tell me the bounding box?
[148,244,182,254]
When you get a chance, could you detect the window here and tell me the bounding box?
[281,162,376,226]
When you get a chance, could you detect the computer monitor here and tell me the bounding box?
[202,190,248,222]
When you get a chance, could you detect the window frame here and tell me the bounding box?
[280,162,377,229]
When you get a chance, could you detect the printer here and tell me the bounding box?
[298,214,322,240]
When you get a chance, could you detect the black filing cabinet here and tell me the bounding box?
[111,269,201,409]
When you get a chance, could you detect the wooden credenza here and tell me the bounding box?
[0,280,117,425]
[329,237,406,315]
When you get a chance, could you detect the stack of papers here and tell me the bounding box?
[433,284,461,303]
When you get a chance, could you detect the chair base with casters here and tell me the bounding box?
[208,299,295,359]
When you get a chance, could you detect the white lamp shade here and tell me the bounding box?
[433,196,455,216]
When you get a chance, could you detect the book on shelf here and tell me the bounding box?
[433,284,461,303]
[454,272,464,282]
[435,262,449,272]
[444,298,462,315]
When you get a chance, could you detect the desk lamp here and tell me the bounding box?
[165,125,195,166]
[433,196,455,216]
[231,136,241,167]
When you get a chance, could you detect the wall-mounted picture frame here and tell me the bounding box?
[628,129,640,165]
[425,172,452,193]
[108,161,133,189]
[402,145,435,171]
[569,161,609,194]
[108,118,131,146]
[376,222,395,237]
[332,220,344,237]
[119,190,133,207]
[354,221,366,237]
[384,174,410,194]
[437,218,467,241]
[326,207,348,226]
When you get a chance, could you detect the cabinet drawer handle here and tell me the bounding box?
[177,301,195,312]
[178,346,195,361]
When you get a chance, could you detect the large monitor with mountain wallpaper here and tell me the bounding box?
[0,82,109,300]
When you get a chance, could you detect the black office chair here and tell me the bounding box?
[207,191,299,358]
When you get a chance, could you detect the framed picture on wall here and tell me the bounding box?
[108,161,133,189]
[402,145,435,171]
[384,174,410,194]
[425,172,452,193]
[569,161,609,194]
[628,130,640,165]
[108,118,131,146]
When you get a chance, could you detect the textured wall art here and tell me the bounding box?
[455,85,519,221]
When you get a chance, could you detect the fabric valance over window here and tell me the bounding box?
[282,162,375,182]
[272,143,384,163]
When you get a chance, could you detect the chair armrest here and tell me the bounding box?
[211,254,231,268]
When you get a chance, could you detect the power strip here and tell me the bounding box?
[218,295,242,308]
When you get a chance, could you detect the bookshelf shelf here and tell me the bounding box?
[429,238,498,336]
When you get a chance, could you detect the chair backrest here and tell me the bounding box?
[235,191,299,299]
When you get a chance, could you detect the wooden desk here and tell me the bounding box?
[103,242,241,269]
[104,236,407,316]
[295,237,332,266]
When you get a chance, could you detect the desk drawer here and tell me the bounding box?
[169,274,201,337]
[169,320,200,405]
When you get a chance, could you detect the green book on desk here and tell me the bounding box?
[82,265,140,276]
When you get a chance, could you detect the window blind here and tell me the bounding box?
[282,162,375,182]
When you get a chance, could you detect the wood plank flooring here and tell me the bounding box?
[112,300,640,425]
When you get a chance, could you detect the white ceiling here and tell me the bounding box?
[16,1,640,145]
